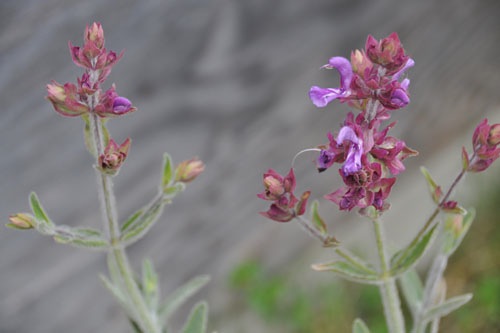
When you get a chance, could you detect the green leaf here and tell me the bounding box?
[461,146,469,171]
[142,259,159,311]
[99,274,132,313]
[29,192,54,227]
[163,182,186,199]
[398,267,424,318]
[311,200,327,235]
[121,209,144,233]
[442,208,475,256]
[423,294,473,322]
[100,118,110,148]
[82,114,97,157]
[420,167,442,204]
[390,224,438,276]
[120,200,164,246]
[159,275,210,325]
[181,302,208,333]
[53,226,109,250]
[335,249,378,275]
[162,153,174,190]
[352,318,371,333]
[311,260,380,284]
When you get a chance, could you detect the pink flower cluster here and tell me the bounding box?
[259,33,418,221]
[466,118,500,172]
[310,33,418,212]
[45,22,136,174]
[258,169,310,222]
[46,22,136,118]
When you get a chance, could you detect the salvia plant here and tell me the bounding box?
[7,23,211,333]
[258,33,500,333]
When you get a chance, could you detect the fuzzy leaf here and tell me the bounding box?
[29,192,54,227]
[311,261,380,284]
[423,294,473,322]
[398,267,424,318]
[121,209,144,233]
[461,146,469,171]
[120,200,164,246]
[442,208,475,256]
[82,114,97,157]
[420,167,442,204]
[311,200,327,235]
[335,249,377,275]
[163,182,186,199]
[390,224,438,276]
[162,153,174,190]
[53,226,108,250]
[142,259,159,311]
[100,118,110,147]
[159,275,210,325]
[181,302,208,333]
[99,274,132,314]
[352,318,371,333]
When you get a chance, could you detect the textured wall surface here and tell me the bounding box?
[1,0,499,332]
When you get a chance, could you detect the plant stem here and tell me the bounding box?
[373,218,405,333]
[409,152,474,252]
[295,215,335,246]
[89,113,160,333]
[412,254,448,333]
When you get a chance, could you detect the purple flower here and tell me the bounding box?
[316,150,335,172]
[309,57,353,108]
[337,126,363,175]
[113,96,132,114]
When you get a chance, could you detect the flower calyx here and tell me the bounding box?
[98,138,131,175]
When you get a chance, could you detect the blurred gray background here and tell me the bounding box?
[1,0,499,332]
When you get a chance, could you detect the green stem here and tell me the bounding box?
[373,218,405,333]
[89,113,160,333]
[408,153,474,253]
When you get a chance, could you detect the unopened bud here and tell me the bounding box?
[488,124,500,146]
[7,213,35,229]
[175,158,205,183]
[84,22,105,50]
[98,138,131,175]
[46,81,89,117]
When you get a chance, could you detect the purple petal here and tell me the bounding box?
[337,126,363,175]
[316,149,335,172]
[342,144,362,175]
[400,78,410,90]
[390,88,410,108]
[113,96,132,114]
[392,58,415,80]
[337,126,360,145]
[327,57,353,90]
[309,86,343,108]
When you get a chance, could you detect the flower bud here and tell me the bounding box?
[263,175,285,198]
[175,158,205,183]
[84,22,105,50]
[488,124,500,146]
[46,81,89,117]
[98,138,131,175]
[94,85,136,117]
[7,213,35,229]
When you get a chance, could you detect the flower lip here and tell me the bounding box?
[337,126,363,175]
[309,56,353,108]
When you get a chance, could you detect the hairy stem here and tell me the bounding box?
[295,215,333,246]
[412,254,448,333]
[373,218,405,333]
[89,113,160,333]
[410,152,475,254]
